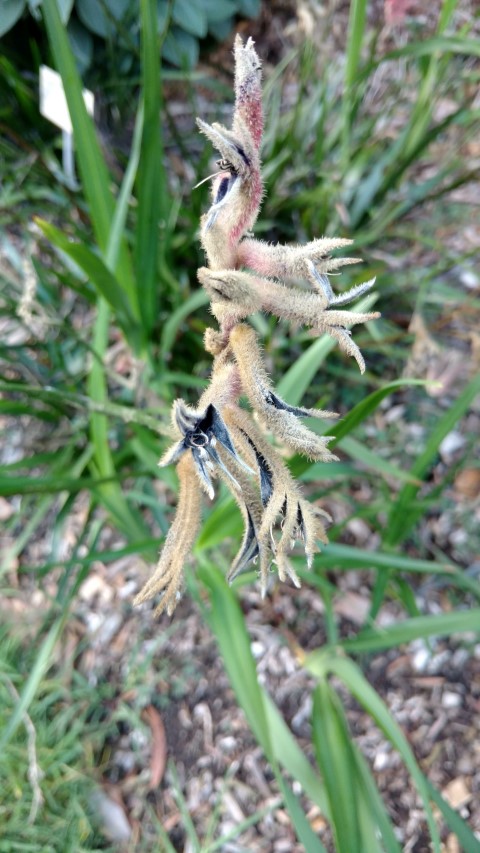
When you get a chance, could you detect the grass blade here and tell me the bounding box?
[35,219,138,330]
[386,372,480,546]
[377,35,480,64]
[198,564,328,850]
[339,435,421,485]
[198,563,271,749]
[87,300,148,540]
[205,798,283,852]
[326,379,431,446]
[0,523,98,748]
[351,746,402,853]
[317,691,396,852]
[277,335,335,405]
[312,542,457,575]
[262,693,328,815]
[427,780,480,853]
[134,0,168,334]
[108,99,144,275]
[305,654,441,852]
[195,494,242,550]
[342,0,368,171]
[312,682,362,853]
[168,763,201,851]
[344,0,368,90]
[277,778,328,853]
[160,289,209,359]
[340,608,480,654]
[303,542,480,599]
[41,0,136,302]
[0,617,65,748]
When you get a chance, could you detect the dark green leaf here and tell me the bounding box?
[236,0,260,17]
[162,27,199,68]
[0,0,26,38]
[172,0,207,38]
[134,0,167,333]
[67,18,94,74]
[203,0,236,23]
[36,219,136,329]
[75,0,130,38]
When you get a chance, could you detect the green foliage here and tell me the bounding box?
[198,570,480,851]
[0,0,260,73]
[261,0,478,244]
[197,563,329,852]
[0,633,106,851]
[1,0,479,849]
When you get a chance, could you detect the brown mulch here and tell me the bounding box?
[2,0,480,850]
[2,499,479,851]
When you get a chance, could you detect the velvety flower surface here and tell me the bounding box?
[134,36,380,615]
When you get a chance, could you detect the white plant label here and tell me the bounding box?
[39,65,94,187]
[39,65,94,133]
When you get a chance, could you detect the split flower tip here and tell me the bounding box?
[195,119,251,178]
[234,34,262,87]
[158,398,254,500]
[233,34,263,150]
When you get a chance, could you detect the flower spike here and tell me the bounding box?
[135,37,380,615]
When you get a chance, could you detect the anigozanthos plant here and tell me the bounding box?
[135,36,379,615]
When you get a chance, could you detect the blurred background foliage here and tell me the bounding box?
[1,0,480,850]
[0,0,261,72]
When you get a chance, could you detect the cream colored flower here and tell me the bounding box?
[135,37,380,615]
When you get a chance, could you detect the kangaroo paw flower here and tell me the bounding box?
[229,323,338,460]
[223,406,331,589]
[133,454,201,616]
[161,399,251,498]
[136,36,381,615]
[305,259,376,305]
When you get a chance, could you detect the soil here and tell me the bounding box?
[1,0,480,850]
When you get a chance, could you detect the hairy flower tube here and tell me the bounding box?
[134,36,380,615]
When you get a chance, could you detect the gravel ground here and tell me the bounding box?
[2,0,480,849]
[2,492,479,850]
[49,567,480,850]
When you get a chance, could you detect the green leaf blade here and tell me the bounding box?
[386,373,480,545]
[312,682,362,853]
